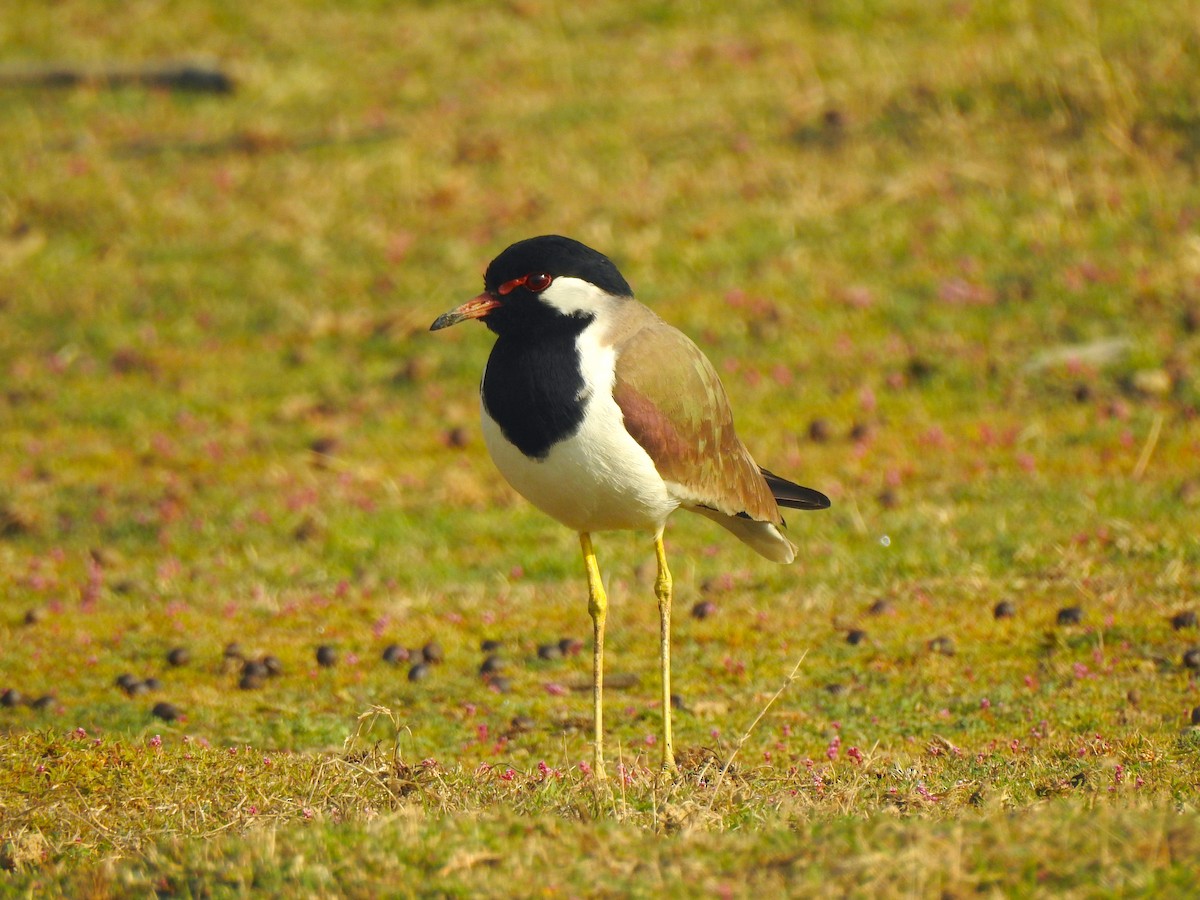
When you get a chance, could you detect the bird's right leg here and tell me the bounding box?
[580,532,608,780]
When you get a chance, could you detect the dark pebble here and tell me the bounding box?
[928,635,955,656]
[116,673,143,696]
[22,608,45,626]
[30,694,55,711]
[489,676,511,694]
[1182,304,1200,335]
[1,688,23,707]
[1183,648,1200,670]
[877,488,899,509]
[422,642,444,664]
[480,639,502,653]
[1056,606,1084,626]
[408,662,430,682]
[1072,383,1093,403]
[479,655,504,676]
[382,644,409,664]
[510,714,535,732]
[808,418,833,443]
[907,356,936,382]
[316,645,338,668]
[152,702,180,722]
[242,660,269,680]
[824,683,847,696]
[558,637,583,656]
[224,642,244,660]
[537,643,563,661]
[142,677,163,692]
[443,427,470,448]
[691,600,717,620]
[848,421,872,442]
[1171,611,1197,630]
[239,670,265,690]
[309,436,339,456]
[846,629,867,645]
[867,599,892,616]
[994,600,1016,619]
[1192,706,1200,726]
[670,693,686,710]
[262,655,284,677]
[166,646,191,667]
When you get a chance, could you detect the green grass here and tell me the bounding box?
[3,0,1200,894]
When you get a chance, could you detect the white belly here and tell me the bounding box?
[480,329,679,534]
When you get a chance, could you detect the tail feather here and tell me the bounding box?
[760,468,830,511]
[690,506,797,563]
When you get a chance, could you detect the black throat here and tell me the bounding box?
[481,317,593,460]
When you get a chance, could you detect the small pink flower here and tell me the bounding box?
[247,805,258,816]
[578,761,592,777]
[500,768,515,781]
[847,746,863,765]
[149,735,162,749]
[544,682,568,696]
[980,697,992,709]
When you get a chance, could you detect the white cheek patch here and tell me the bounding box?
[539,277,613,318]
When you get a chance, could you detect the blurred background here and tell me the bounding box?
[1,0,1198,751]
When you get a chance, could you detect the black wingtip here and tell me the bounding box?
[761,468,831,511]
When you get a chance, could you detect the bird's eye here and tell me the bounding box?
[525,273,552,293]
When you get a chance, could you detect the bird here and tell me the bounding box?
[431,235,829,777]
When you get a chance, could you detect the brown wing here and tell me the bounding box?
[607,305,782,525]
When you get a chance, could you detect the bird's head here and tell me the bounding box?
[430,235,632,336]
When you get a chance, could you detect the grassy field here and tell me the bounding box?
[3,0,1200,894]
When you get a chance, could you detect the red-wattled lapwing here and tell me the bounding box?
[431,235,829,777]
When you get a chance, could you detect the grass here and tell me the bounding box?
[2,0,1200,894]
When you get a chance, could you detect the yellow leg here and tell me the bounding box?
[654,532,677,772]
[580,532,608,780]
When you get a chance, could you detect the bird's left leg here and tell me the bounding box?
[654,531,677,772]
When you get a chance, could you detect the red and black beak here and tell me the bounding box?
[430,291,501,331]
